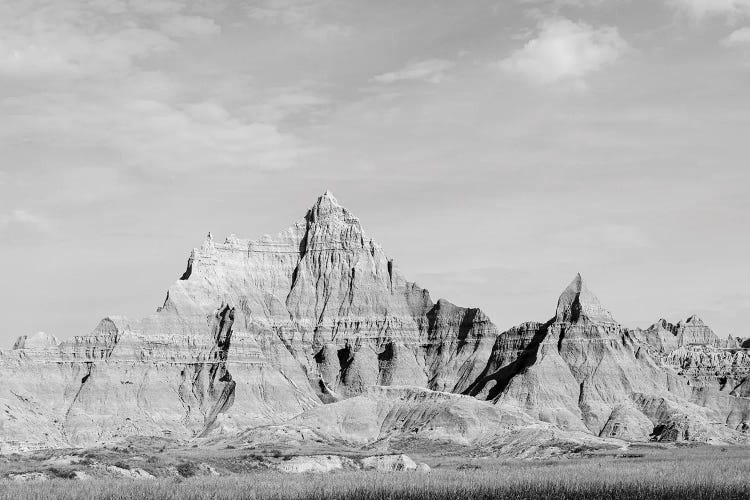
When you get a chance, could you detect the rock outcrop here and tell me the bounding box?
[632,316,720,355]
[222,386,617,457]
[0,191,748,452]
[465,274,750,443]
[0,192,498,450]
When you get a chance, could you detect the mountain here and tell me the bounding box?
[1,192,748,453]
[0,192,497,451]
[464,274,750,442]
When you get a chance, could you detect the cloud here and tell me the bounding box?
[669,0,750,20]
[373,59,455,84]
[1,91,307,171]
[245,0,351,40]
[127,0,185,15]
[0,0,312,174]
[0,2,177,79]
[159,15,221,37]
[242,86,331,123]
[0,210,52,245]
[499,18,628,86]
[723,26,750,44]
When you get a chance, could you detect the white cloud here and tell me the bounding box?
[1,91,306,171]
[159,15,221,38]
[373,59,455,84]
[0,210,52,245]
[0,0,311,174]
[499,18,628,85]
[723,26,750,44]
[127,0,185,15]
[669,0,750,20]
[245,0,351,40]
[242,86,330,123]
[0,2,177,79]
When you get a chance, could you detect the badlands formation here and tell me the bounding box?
[1,191,749,454]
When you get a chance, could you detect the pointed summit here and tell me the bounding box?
[307,190,358,225]
[555,273,616,324]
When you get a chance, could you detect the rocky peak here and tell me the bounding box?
[554,273,616,324]
[12,331,60,350]
[305,190,359,226]
[680,315,704,327]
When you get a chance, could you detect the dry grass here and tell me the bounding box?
[2,445,749,500]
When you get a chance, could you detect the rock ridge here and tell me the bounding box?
[0,191,748,452]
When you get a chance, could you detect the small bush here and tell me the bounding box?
[46,467,76,479]
[176,461,200,478]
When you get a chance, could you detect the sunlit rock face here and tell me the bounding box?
[632,315,721,356]
[0,191,748,452]
[161,190,499,398]
[466,275,750,443]
[0,191,498,450]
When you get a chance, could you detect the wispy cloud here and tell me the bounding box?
[159,15,222,38]
[668,0,750,20]
[499,17,628,86]
[245,0,351,40]
[373,59,455,84]
[0,0,311,174]
[0,210,52,245]
[723,26,750,45]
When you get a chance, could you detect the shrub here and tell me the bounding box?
[176,461,200,478]
[46,467,76,479]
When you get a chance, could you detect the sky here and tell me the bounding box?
[1,0,749,346]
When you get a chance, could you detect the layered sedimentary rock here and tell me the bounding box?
[0,192,498,450]
[632,316,720,355]
[223,386,615,457]
[1,191,748,452]
[163,191,497,399]
[465,274,750,443]
[0,307,319,451]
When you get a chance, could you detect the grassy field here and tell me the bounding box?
[1,444,748,500]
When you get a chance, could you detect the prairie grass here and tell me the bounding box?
[2,446,749,500]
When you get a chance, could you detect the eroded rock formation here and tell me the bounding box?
[1,191,748,452]
[465,274,750,443]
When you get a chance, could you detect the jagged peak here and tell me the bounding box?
[313,189,341,209]
[648,318,675,331]
[306,190,360,226]
[683,314,704,326]
[555,273,616,324]
[13,331,61,350]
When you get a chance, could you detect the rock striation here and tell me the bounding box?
[465,274,750,443]
[632,316,720,355]
[0,191,748,452]
[0,192,498,451]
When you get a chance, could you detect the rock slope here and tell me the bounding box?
[1,192,748,451]
[465,274,750,443]
[0,192,498,450]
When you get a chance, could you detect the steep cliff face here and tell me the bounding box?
[632,316,720,355]
[0,306,319,451]
[159,191,498,399]
[466,275,750,443]
[1,192,748,451]
[0,191,498,450]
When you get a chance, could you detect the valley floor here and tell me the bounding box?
[1,443,749,500]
